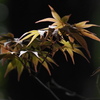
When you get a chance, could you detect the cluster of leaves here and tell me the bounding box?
[0,5,100,81]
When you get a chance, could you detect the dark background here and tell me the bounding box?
[0,0,100,100]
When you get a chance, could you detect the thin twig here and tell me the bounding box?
[96,74,100,94]
[51,78,86,99]
[50,78,100,100]
[31,75,60,100]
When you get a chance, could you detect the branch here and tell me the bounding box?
[31,75,60,100]
[50,78,100,100]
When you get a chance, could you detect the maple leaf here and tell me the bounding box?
[73,21,100,41]
[35,5,70,28]
[4,58,24,81]
[35,5,100,58]
[19,30,40,46]
[1,5,100,81]
[60,39,89,64]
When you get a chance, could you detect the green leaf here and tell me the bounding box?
[60,40,89,63]
[62,14,71,24]
[52,43,61,56]
[60,40,75,64]
[27,32,40,46]
[16,59,24,81]
[19,30,40,46]
[46,57,58,66]
[32,55,39,72]
[73,48,89,62]
[42,61,51,75]
[39,57,51,75]
[66,48,75,64]
[62,50,68,61]
[60,39,71,47]
[62,46,75,64]
[4,59,16,77]
[4,58,24,81]
[48,5,62,22]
